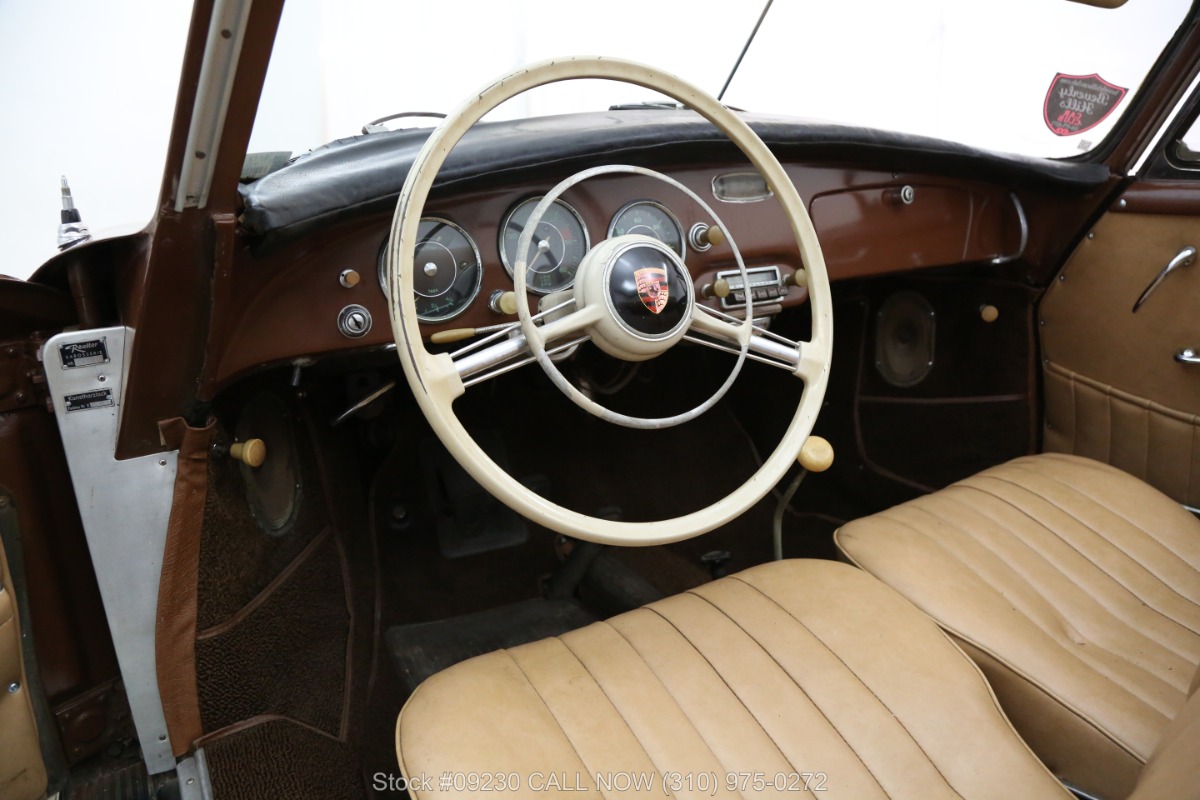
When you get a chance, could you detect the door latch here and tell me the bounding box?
[1133,246,1196,312]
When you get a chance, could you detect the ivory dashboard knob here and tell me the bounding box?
[230,438,267,468]
[690,223,727,250]
[429,328,477,344]
[490,290,518,315]
[979,304,1000,323]
[784,268,807,288]
[797,435,834,473]
[703,224,727,248]
[701,279,731,300]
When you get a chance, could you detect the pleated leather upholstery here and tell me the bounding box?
[396,559,1068,799]
[836,453,1200,799]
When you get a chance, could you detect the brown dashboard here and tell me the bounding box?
[211,161,1024,390]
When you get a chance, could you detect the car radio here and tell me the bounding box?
[715,265,789,310]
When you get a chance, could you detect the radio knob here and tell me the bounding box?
[700,279,731,300]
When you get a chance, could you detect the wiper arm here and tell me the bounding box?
[608,100,746,113]
[362,111,447,135]
[608,101,685,111]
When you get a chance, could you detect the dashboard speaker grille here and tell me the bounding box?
[875,291,936,388]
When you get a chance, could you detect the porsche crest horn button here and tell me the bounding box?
[635,266,669,314]
[606,243,690,337]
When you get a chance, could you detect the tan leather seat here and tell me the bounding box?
[397,560,1071,799]
[835,453,1200,800]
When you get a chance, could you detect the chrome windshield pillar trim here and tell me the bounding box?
[1128,68,1200,178]
[42,327,177,774]
[175,0,255,210]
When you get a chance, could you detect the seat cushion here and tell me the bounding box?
[835,453,1200,799]
[396,559,1068,799]
[1128,683,1200,800]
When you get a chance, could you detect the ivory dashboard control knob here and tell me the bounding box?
[701,279,731,300]
[230,438,267,468]
[702,224,726,248]
[690,223,726,251]
[338,269,360,288]
[429,328,477,344]
[489,290,518,315]
[797,435,834,473]
[784,269,807,288]
[979,304,1000,323]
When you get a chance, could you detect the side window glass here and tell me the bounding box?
[1171,117,1200,163]
[1173,113,1200,164]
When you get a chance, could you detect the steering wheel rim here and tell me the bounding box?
[387,56,833,546]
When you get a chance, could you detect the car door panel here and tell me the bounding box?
[1,508,49,800]
[1041,208,1200,506]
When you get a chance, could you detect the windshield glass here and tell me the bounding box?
[249,0,1192,160]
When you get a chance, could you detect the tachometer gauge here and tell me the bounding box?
[499,197,590,294]
[608,200,686,259]
[378,217,482,322]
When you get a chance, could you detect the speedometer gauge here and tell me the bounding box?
[378,217,482,322]
[499,197,590,294]
[608,200,686,259]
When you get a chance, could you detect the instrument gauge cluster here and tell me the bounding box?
[607,200,686,259]
[499,197,590,295]
[378,217,483,323]
[380,195,695,329]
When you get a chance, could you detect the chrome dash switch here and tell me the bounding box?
[337,304,372,338]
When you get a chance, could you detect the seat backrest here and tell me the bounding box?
[1128,671,1200,800]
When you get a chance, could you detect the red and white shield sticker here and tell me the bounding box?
[1043,73,1127,136]
[634,266,670,314]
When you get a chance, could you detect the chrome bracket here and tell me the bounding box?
[177,748,214,800]
[42,327,177,773]
[1175,348,1200,364]
[991,193,1029,265]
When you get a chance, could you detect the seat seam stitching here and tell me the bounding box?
[1189,421,1196,505]
[668,593,888,797]
[935,487,1200,659]
[865,511,1171,744]
[978,469,1200,613]
[612,609,757,799]
[910,495,1194,697]
[1000,462,1200,579]
[995,461,1200,569]
[558,624,705,798]
[724,577,966,800]
[940,484,1200,647]
[499,646,617,800]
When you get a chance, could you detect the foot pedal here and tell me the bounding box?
[421,435,542,558]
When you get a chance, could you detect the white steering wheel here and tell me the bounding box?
[386,57,832,546]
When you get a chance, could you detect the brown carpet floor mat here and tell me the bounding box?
[196,531,349,736]
[203,717,364,800]
[386,598,596,695]
[197,402,330,631]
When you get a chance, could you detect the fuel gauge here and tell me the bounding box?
[378,217,483,322]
